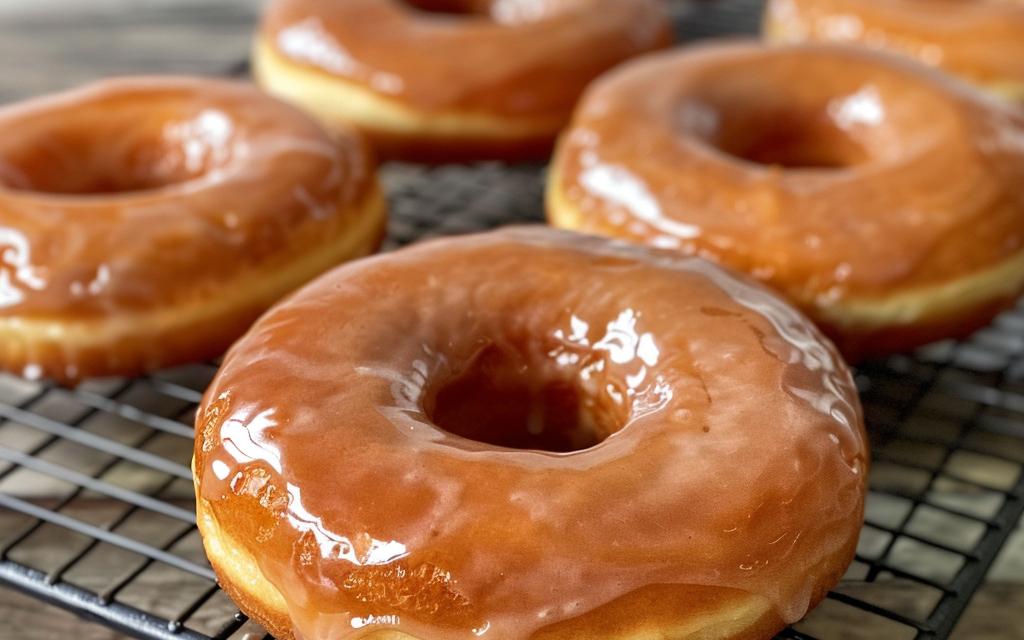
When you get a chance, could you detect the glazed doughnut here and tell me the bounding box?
[193,227,868,640]
[252,0,673,162]
[0,76,386,384]
[763,0,1024,103]
[547,42,1024,361]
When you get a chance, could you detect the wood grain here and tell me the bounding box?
[0,587,131,640]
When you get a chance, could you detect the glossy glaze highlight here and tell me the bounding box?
[547,42,1024,360]
[194,227,868,640]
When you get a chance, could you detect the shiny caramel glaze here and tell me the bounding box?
[547,42,1024,361]
[254,0,673,162]
[0,76,386,384]
[764,0,1024,101]
[194,227,868,640]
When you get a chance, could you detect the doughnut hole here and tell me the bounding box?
[0,106,237,195]
[679,58,956,170]
[702,106,871,169]
[400,0,490,15]
[400,0,569,22]
[426,341,629,453]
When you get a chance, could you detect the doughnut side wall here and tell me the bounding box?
[192,228,869,640]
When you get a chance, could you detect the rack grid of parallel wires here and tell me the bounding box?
[1,162,1023,640]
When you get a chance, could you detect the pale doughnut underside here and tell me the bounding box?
[197,497,789,640]
[251,40,566,162]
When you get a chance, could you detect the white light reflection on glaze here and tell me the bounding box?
[568,315,589,344]
[815,13,863,41]
[594,309,652,365]
[70,264,111,297]
[579,163,701,240]
[360,345,456,441]
[490,0,549,24]
[162,109,235,174]
[593,309,672,416]
[363,345,448,412]
[632,379,673,417]
[277,17,361,76]
[550,315,590,348]
[828,86,884,130]
[286,483,409,566]
[220,408,284,473]
[351,615,401,629]
[636,333,660,367]
[472,621,491,636]
[550,315,591,366]
[0,227,47,308]
[211,459,231,481]
[277,17,404,95]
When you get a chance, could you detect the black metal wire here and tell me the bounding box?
[0,561,211,640]
[0,448,195,524]
[916,349,1024,639]
[62,388,196,439]
[0,403,192,480]
[0,494,214,582]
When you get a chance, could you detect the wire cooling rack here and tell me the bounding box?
[2,160,1024,640]
[2,1,1023,640]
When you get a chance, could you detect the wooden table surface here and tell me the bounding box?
[0,1,1022,639]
